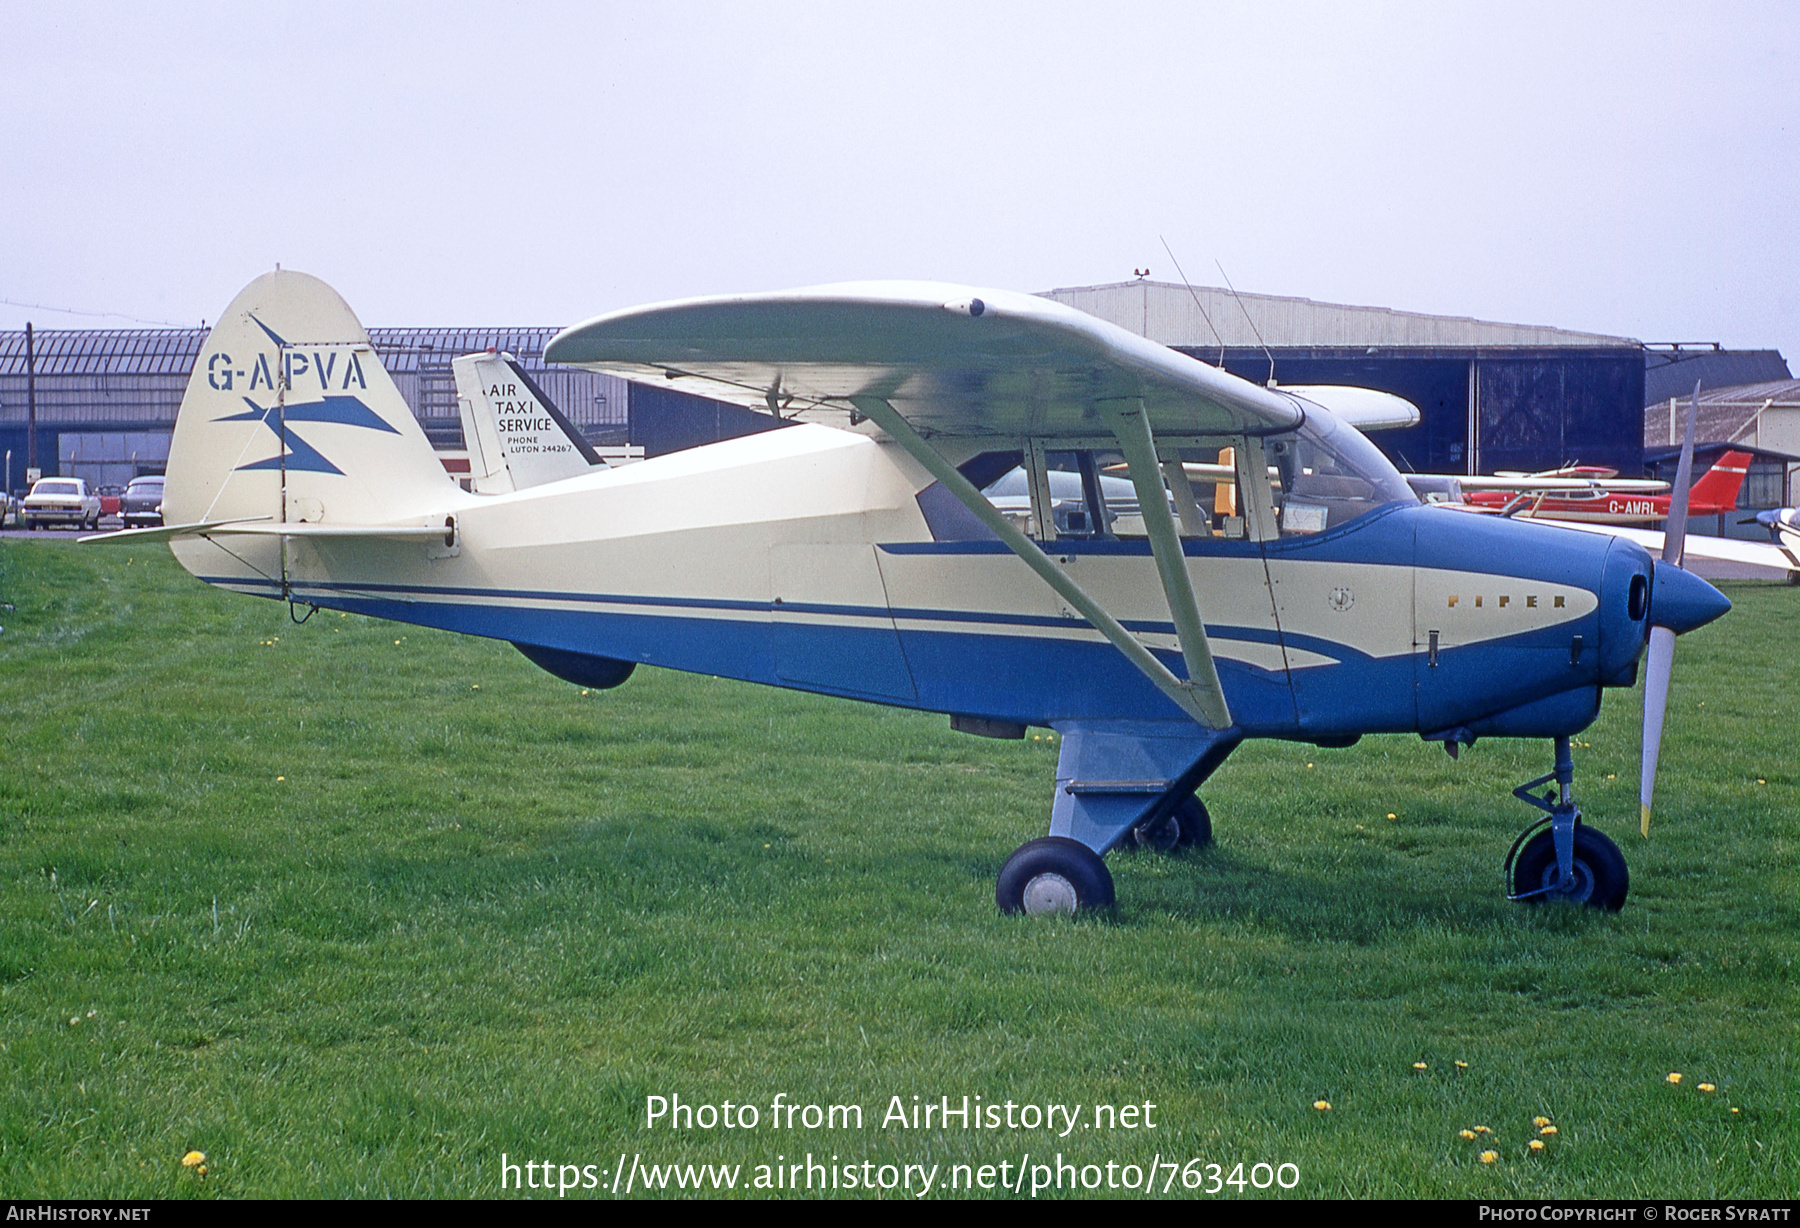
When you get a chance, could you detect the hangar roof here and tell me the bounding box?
[1036,280,1639,351]
[0,326,563,376]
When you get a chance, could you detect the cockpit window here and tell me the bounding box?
[1266,412,1416,535]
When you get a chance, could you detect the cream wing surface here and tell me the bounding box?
[544,281,1305,440]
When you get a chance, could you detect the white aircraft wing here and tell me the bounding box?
[546,281,1306,441]
[1454,475,1670,493]
[1546,519,1799,575]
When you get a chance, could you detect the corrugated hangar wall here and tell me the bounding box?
[1191,349,1645,476]
[0,283,1672,485]
[0,327,630,486]
[1046,281,1648,478]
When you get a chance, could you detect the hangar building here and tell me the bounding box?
[0,327,629,490]
[4,284,1788,498]
[1039,280,1647,477]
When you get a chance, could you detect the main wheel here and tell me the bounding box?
[1173,795,1212,847]
[997,837,1115,915]
[1510,825,1628,911]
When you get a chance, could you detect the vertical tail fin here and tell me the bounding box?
[1684,450,1753,514]
[164,269,455,529]
[453,352,601,494]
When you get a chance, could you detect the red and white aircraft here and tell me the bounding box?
[1458,453,1751,523]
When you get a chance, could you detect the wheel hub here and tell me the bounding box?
[1537,859,1595,904]
[1021,872,1078,915]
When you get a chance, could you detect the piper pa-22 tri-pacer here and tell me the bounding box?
[90,270,1733,915]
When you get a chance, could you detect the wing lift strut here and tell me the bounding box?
[853,396,1245,898]
[848,395,1232,731]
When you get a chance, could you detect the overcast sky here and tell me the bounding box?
[2,2,1795,357]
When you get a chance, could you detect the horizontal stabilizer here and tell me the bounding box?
[82,517,455,544]
[80,518,271,544]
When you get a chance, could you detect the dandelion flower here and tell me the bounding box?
[68,1017,80,1026]
[1386,812,1398,821]
[1455,1060,1469,1071]
[1698,1083,1715,1093]
[1479,1151,1497,1165]
[1529,1140,1545,1153]
[1540,1126,1558,1136]
[1533,1116,1551,1127]
[1413,1061,1428,1070]
[1731,1108,1741,1115]
[1473,1125,1492,1135]
[1459,1129,1477,1140]
[1667,1072,1683,1084]
[1313,1100,1331,1112]
[181,1151,206,1167]
[276,776,285,782]
[1757,779,1766,785]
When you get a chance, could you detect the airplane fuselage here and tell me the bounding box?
[174,423,1659,746]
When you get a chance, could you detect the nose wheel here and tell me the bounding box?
[1505,735,1630,911]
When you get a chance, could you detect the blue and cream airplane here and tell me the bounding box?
[89,270,1732,914]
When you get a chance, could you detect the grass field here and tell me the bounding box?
[0,540,1793,1199]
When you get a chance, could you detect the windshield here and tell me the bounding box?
[34,481,80,496]
[1267,412,1416,535]
[127,477,163,491]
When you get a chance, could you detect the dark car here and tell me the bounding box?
[120,475,166,527]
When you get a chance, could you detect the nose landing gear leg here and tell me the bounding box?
[1504,735,1629,911]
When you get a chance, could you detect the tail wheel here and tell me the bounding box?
[997,837,1114,915]
[1510,825,1629,911]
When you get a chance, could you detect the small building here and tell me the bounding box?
[1642,378,1800,525]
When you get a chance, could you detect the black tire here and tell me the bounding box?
[1174,795,1213,847]
[1132,794,1213,852]
[1511,824,1629,911]
[1131,807,1181,853]
[997,836,1115,915]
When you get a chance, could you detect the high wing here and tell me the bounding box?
[546,281,1306,440]
[548,280,1407,732]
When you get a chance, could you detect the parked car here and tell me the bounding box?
[21,477,102,531]
[120,475,166,527]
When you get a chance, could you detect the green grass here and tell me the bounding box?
[0,541,1793,1198]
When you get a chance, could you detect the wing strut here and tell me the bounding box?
[848,396,1232,730]
[1102,399,1231,727]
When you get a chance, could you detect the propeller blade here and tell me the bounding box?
[1640,624,1676,837]
[1640,381,1701,838]
[1662,380,1700,569]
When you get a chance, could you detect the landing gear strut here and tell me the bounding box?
[1505,735,1629,911]
[998,721,1239,914]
